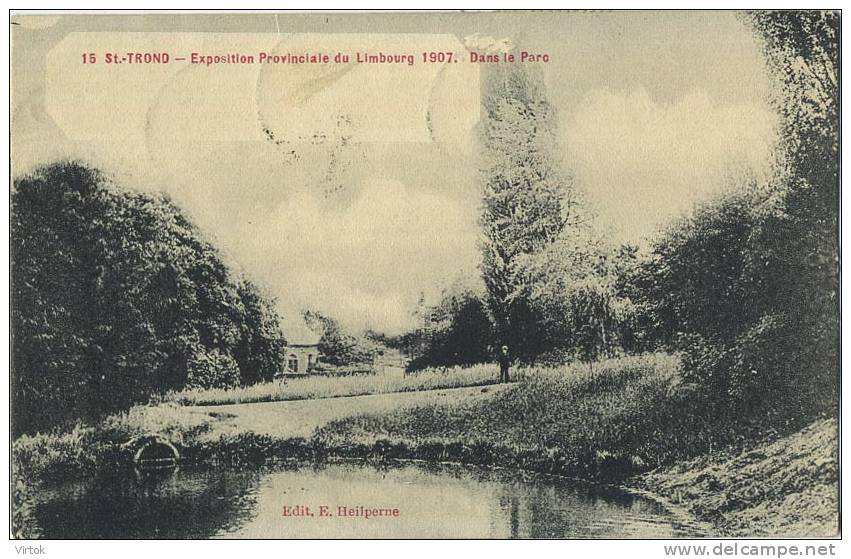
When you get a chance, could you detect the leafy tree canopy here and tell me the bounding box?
[12,162,287,435]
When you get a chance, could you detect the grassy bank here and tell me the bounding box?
[311,353,723,481]
[165,363,505,406]
[306,354,838,535]
[15,353,721,484]
[633,418,839,537]
[11,404,217,538]
[12,353,838,538]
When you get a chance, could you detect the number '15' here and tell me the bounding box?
[82,53,96,64]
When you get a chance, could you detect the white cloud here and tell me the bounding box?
[239,178,480,334]
[563,87,778,242]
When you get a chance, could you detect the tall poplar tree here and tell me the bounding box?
[478,63,572,359]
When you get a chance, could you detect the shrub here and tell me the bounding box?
[185,349,241,390]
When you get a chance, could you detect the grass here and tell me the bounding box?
[14,356,678,479]
[12,353,768,485]
[12,403,214,480]
[165,363,507,406]
[12,352,836,538]
[10,402,223,538]
[312,353,750,481]
[13,354,710,482]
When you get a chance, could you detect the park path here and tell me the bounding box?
[188,383,515,440]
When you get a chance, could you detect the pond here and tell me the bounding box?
[33,461,705,539]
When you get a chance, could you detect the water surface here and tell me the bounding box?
[34,461,704,538]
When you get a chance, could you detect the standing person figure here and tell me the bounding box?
[498,345,511,383]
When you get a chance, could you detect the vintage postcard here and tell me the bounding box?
[9,10,839,541]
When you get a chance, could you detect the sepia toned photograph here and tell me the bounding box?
[9,9,839,540]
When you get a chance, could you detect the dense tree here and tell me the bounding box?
[629,11,839,422]
[478,63,576,360]
[636,183,837,419]
[566,281,623,369]
[302,310,371,367]
[405,286,495,371]
[233,280,288,385]
[749,11,839,409]
[639,191,763,347]
[12,162,287,435]
[519,225,635,363]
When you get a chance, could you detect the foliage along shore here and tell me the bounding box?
[12,355,837,538]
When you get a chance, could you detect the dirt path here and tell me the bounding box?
[189,383,515,439]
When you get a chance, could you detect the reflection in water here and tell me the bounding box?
[35,463,263,538]
[33,461,704,539]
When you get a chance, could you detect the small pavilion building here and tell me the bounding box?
[282,318,321,375]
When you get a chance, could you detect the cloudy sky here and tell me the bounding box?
[11,12,778,334]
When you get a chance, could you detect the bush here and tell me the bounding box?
[185,349,241,390]
[11,468,42,539]
[403,288,496,371]
[303,311,371,366]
